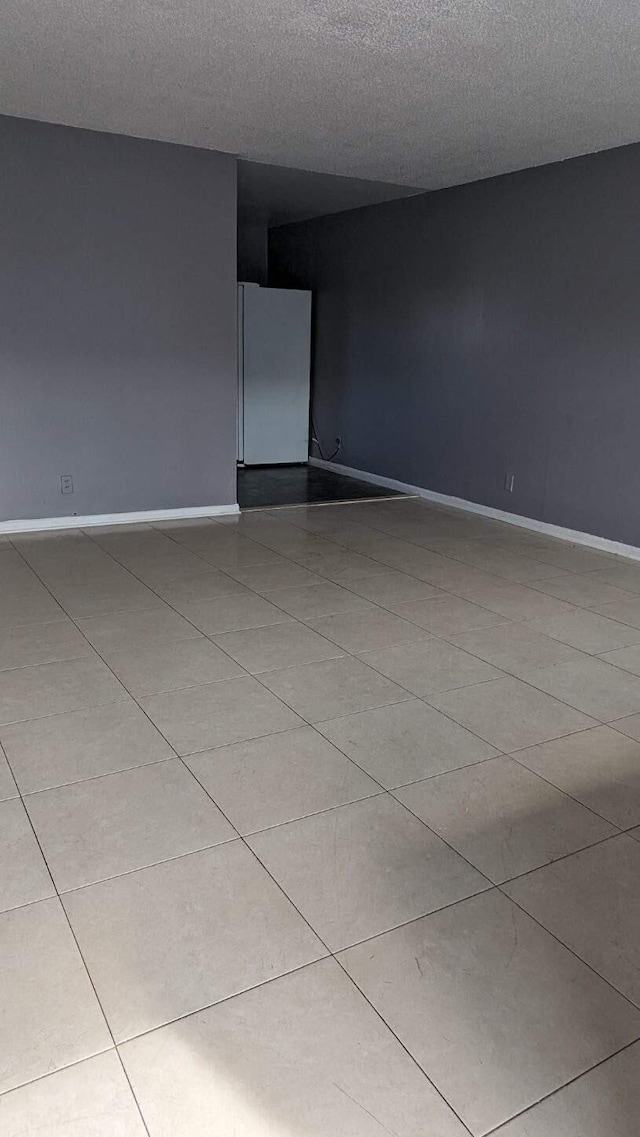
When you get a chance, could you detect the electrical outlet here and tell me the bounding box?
[504,472,515,493]
[60,474,74,494]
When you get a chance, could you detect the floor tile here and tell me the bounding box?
[440,541,563,582]
[42,562,134,590]
[121,957,467,1137]
[531,574,634,609]
[0,1050,147,1137]
[590,595,640,628]
[525,657,640,721]
[15,527,94,543]
[152,570,248,604]
[0,798,55,912]
[155,520,235,548]
[361,638,504,697]
[600,642,640,677]
[21,532,121,560]
[0,619,91,672]
[339,889,640,1136]
[50,578,163,618]
[611,712,640,741]
[317,699,498,787]
[528,609,640,654]
[428,676,596,751]
[175,591,293,633]
[348,533,432,563]
[259,655,411,721]
[107,637,243,696]
[389,594,508,634]
[0,656,126,725]
[0,700,173,794]
[505,834,640,1004]
[495,1042,640,1137]
[247,795,487,950]
[115,549,213,585]
[450,579,577,621]
[395,756,615,883]
[186,726,379,833]
[91,529,177,558]
[514,725,640,828]
[306,606,433,653]
[4,501,640,1133]
[590,564,640,594]
[376,548,461,584]
[26,759,234,891]
[270,533,346,559]
[294,550,390,581]
[213,620,342,674]
[0,589,66,630]
[0,898,111,1094]
[0,569,56,600]
[76,606,202,656]
[265,580,375,620]
[447,621,585,677]
[199,539,288,570]
[503,541,616,574]
[227,561,324,594]
[0,749,18,800]
[0,550,43,592]
[140,675,303,754]
[63,842,325,1041]
[342,570,444,606]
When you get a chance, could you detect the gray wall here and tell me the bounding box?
[1,115,238,521]
[238,220,268,285]
[270,143,640,546]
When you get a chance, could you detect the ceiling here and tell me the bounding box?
[2,0,640,191]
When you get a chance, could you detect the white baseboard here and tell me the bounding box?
[0,503,239,536]
[309,457,640,562]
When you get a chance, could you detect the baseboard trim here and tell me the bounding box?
[0,504,240,535]
[309,457,640,562]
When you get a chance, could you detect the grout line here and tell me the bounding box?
[2,762,151,1134]
[6,517,634,844]
[19,753,175,797]
[482,1036,640,1134]
[5,515,638,816]
[507,748,631,829]
[493,828,628,888]
[495,879,640,1015]
[331,953,477,1137]
[4,500,640,1128]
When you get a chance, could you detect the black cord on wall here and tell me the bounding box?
[310,415,342,462]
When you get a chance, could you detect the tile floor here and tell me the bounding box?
[236,462,403,508]
[1,497,640,1136]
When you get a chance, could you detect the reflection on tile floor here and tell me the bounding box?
[237,462,403,508]
[1,497,640,1135]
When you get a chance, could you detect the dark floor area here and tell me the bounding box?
[237,463,403,509]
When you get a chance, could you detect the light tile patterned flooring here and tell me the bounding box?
[1,497,640,1135]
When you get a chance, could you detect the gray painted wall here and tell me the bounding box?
[1,115,237,521]
[238,220,268,285]
[270,143,640,546]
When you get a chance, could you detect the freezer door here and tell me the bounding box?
[241,286,311,464]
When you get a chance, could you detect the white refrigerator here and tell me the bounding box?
[238,284,312,465]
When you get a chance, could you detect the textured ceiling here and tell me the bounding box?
[2,0,640,189]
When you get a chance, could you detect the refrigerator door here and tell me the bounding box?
[241,286,311,464]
